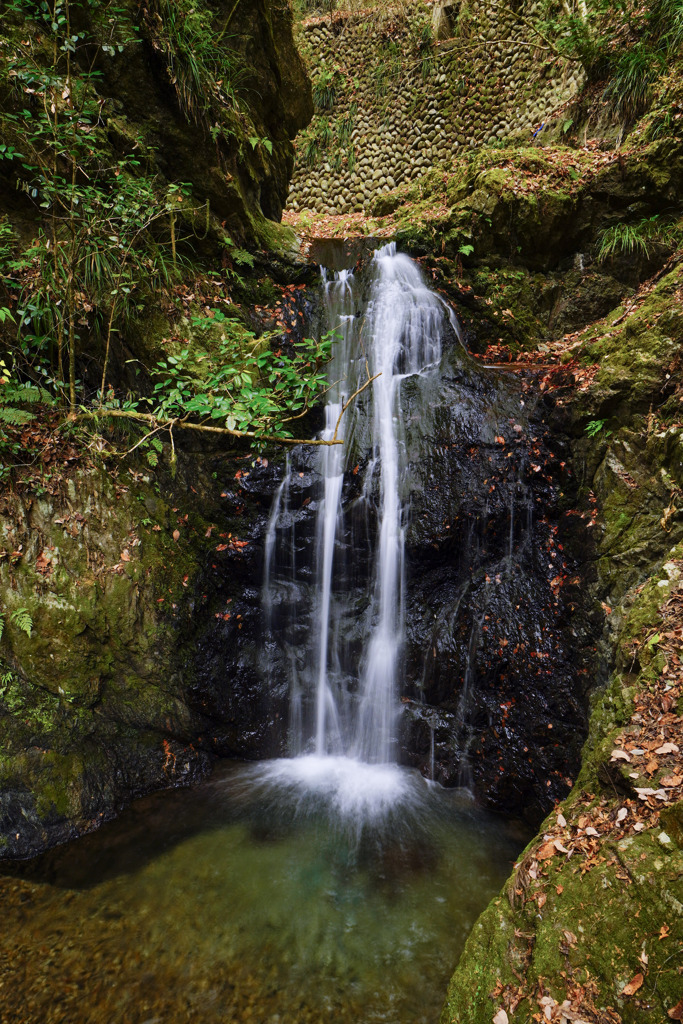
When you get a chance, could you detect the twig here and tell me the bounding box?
[332,372,381,442]
[216,0,241,43]
[118,422,166,458]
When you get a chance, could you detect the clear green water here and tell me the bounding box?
[0,760,528,1024]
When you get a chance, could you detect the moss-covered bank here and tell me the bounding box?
[442,544,683,1023]
[0,457,216,858]
[433,151,683,1024]
[0,0,318,859]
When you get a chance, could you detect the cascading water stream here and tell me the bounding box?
[263,243,462,799]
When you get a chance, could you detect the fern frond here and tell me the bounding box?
[10,383,53,404]
[0,406,36,425]
[10,607,32,638]
[232,248,255,268]
[0,613,4,642]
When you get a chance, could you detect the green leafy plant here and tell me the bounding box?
[585,418,611,437]
[542,0,683,121]
[417,23,434,80]
[249,135,274,156]
[603,42,665,119]
[298,117,335,168]
[145,314,337,441]
[138,433,164,468]
[221,236,256,268]
[0,379,54,426]
[372,44,402,99]
[0,0,194,412]
[147,0,245,125]
[312,66,345,112]
[10,608,33,638]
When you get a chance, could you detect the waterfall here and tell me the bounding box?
[263,243,460,788]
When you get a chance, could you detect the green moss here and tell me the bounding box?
[444,533,683,1022]
[255,219,301,257]
[660,801,683,848]
[31,751,85,818]
[0,457,217,843]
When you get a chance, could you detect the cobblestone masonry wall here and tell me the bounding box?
[288,0,583,214]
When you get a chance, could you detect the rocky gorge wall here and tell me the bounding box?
[288,0,583,214]
[0,439,298,860]
[441,260,683,1024]
[0,0,316,859]
[0,0,312,250]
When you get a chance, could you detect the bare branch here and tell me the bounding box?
[78,408,346,446]
[332,372,381,443]
[118,422,166,458]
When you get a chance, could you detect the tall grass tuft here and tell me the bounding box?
[596,215,681,261]
[603,43,666,120]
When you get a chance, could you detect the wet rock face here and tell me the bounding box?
[189,464,293,762]
[215,304,597,824]
[398,363,597,821]
[0,274,594,857]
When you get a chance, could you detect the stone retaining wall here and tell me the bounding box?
[288,0,583,214]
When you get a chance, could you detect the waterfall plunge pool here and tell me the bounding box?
[1,758,529,1024]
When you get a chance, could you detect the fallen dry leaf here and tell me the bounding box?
[172,529,180,542]
[622,973,644,996]
[492,1010,509,1024]
[668,996,683,1020]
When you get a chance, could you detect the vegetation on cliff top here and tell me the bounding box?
[0,0,326,494]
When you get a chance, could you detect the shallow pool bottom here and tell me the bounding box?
[0,759,529,1024]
